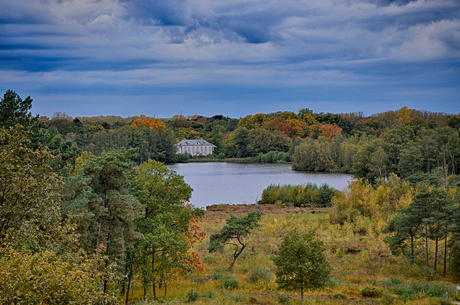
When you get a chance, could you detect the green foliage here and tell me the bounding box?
[249,264,272,282]
[220,278,240,290]
[0,125,74,252]
[361,286,382,297]
[64,148,144,280]
[272,230,331,304]
[130,159,204,298]
[278,295,290,304]
[209,211,262,271]
[210,273,226,280]
[186,288,200,302]
[259,183,340,207]
[333,293,347,299]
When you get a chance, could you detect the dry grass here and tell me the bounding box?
[125,204,458,305]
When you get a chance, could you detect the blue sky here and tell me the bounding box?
[1,0,459,119]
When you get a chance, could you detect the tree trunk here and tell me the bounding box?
[434,237,438,272]
[411,234,414,263]
[94,219,103,273]
[444,233,448,277]
[103,232,111,294]
[152,249,156,299]
[125,266,132,305]
[143,284,148,301]
[425,224,429,269]
[164,281,167,297]
[301,287,304,305]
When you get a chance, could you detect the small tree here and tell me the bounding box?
[208,211,262,271]
[272,230,331,305]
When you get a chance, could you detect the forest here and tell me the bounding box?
[1,88,460,305]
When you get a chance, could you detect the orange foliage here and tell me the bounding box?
[263,118,304,139]
[131,117,166,130]
[182,202,206,273]
[308,123,342,139]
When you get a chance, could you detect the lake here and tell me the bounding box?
[166,162,353,208]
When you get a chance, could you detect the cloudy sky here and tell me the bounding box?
[1,0,459,119]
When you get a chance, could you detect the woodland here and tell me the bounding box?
[1,88,460,305]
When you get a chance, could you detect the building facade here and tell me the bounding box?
[176,138,217,156]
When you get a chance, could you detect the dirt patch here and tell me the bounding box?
[204,203,327,222]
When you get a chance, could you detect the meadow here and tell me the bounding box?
[126,204,458,305]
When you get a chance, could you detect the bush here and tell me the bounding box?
[220,278,239,290]
[249,264,271,283]
[202,290,217,300]
[259,183,339,207]
[210,273,225,280]
[361,286,382,298]
[381,276,403,287]
[380,294,396,305]
[186,289,200,303]
[278,295,290,304]
[333,293,347,299]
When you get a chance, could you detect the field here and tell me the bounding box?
[127,204,459,305]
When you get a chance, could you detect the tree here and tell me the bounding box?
[272,230,331,305]
[0,90,35,128]
[0,125,65,251]
[131,160,205,300]
[0,125,113,303]
[208,211,262,271]
[64,148,144,293]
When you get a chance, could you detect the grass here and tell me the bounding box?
[124,205,459,304]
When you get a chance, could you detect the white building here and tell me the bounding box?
[176,138,217,156]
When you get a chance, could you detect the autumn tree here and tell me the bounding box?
[131,160,205,300]
[131,117,166,130]
[0,125,64,251]
[273,230,331,305]
[208,211,262,271]
[0,125,112,303]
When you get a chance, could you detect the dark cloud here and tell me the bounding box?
[0,0,459,117]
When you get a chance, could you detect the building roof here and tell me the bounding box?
[176,138,216,147]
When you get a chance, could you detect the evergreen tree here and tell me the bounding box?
[208,211,262,271]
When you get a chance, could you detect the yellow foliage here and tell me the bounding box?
[131,117,166,130]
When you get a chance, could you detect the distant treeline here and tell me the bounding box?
[41,105,460,182]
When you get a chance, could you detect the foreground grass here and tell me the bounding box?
[125,205,458,305]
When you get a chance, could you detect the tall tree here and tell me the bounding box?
[64,148,144,293]
[131,160,204,300]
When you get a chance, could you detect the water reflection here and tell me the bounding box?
[166,162,353,208]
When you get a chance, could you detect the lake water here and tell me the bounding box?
[166,162,353,208]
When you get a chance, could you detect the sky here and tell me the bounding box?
[1,0,459,119]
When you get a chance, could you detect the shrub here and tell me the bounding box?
[369,278,378,286]
[249,264,271,283]
[230,293,245,302]
[186,289,200,303]
[220,278,239,290]
[380,294,396,305]
[382,276,403,287]
[278,295,290,304]
[361,286,383,298]
[210,273,225,280]
[333,293,347,299]
[326,277,339,286]
[202,290,217,300]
